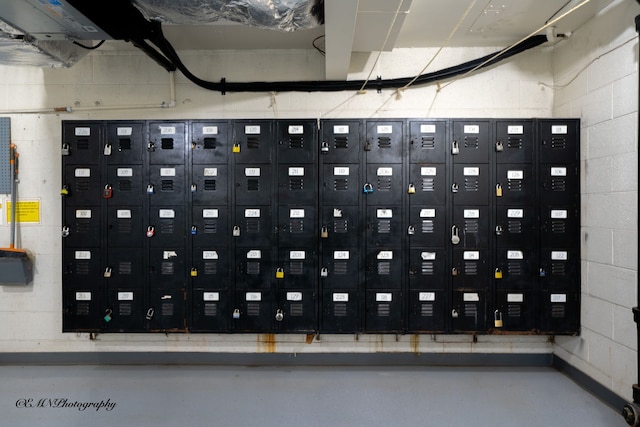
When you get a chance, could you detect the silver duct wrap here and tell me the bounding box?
[133,0,323,31]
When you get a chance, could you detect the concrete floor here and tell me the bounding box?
[0,365,623,427]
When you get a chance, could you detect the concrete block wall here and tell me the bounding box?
[551,0,639,401]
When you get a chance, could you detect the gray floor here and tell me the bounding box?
[0,365,623,427]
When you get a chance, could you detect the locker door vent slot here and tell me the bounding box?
[161,262,174,275]
[118,262,132,275]
[75,179,90,192]
[464,262,478,275]
[507,262,522,275]
[246,261,261,275]
[421,219,434,234]
[289,219,304,233]
[551,304,565,318]
[204,303,218,316]
[289,178,304,191]
[421,136,435,149]
[507,179,523,191]
[247,179,260,191]
[377,137,391,149]
[76,139,89,150]
[288,136,304,149]
[464,137,479,149]
[289,261,304,275]
[117,218,133,234]
[421,261,434,275]
[119,138,132,150]
[119,302,133,316]
[334,137,348,149]
[333,303,347,316]
[377,219,391,234]
[551,178,566,192]
[203,220,218,234]
[161,138,174,150]
[203,261,218,275]
[507,304,521,318]
[76,303,90,316]
[334,261,348,275]
[421,177,435,192]
[507,137,522,149]
[464,219,479,233]
[76,261,90,275]
[464,303,478,317]
[290,303,304,316]
[118,179,132,191]
[247,136,260,149]
[75,219,91,234]
[246,219,261,233]
[377,177,392,191]
[551,221,566,233]
[334,178,348,191]
[551,137,567,150]
[247,303,261,316]
[551,262,566,276]
[161,302,174,316]
[159,220,175,234]
[507,220,522,234]
[204,138,217,149]
[333,219,348,234]
[204,179,217,191]
[377,303,390,316]
[160,180,174,191]
[421,303,434,317]
[464,177,479,192]
[377,261,391,275]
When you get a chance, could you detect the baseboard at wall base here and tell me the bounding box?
[552,355,627,411]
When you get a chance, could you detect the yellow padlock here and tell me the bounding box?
[494,268,503,279]
[496,183,503,197]
[407,183,416,194]
[190,267,198,277]
[321,226,328,238]
[232,143,241,153]
[276,268,285,279]
[494,310,504,328]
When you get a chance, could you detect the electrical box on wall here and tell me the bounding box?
[61,118,581,335]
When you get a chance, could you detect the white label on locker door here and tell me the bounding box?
[75,292,92,301]
[551,251,568,261]
[377,167,393,176]
[117,127,133,136]
[376,293,393,302]
[204,168,218,177]
[202,251,219,260]
[333,293,349,302]
[202,209,219,218]
[118,292,134,301]
[420,209,436,218]
[507,293,524,303]
[420,124,436,133]
[161,295,172,300]
[377,209,393,218]
[75,251,91,260]
[75,209,92,219]
[551,210,568,219]
[116,209,131,219]
[550,167,567,176]
[507,170,524,180]
[464,209,480,218]
[333,209,343,217]
[377,251,393,260]
[75,168,91,177]
[507,125,524,134]
[552,125,568,134]
[333,125,349,134]
[463,293,480,302]
[159,209,175,218]
[117,168,133,177]
[245,209,261,218]
[245,125,261,134]
[75,127,91,136]
[290,251,306,260]
[507,209,524,218]
[463,125,480,134]
[160,126,175,135]
[163,251,177,259]
[463,167,479,176]
[421,167,437,176]
[419,292,436,301]
[290,209,305,218]
[287,292,303,301]
[246,292,262,301]
[289,167,304,176]
[377,125,393,134]
[334,166,350,176]
[203,292,220,301]
[288,125,304,134]
[334,251,350,260]
[202,126,218,135]
[247,250,262,259]
[245,167,261,177]
[507,250,524,260]
[421,252,436,261]
[550,294,567,303]
[464,251,480,260]
[160,168,176,177]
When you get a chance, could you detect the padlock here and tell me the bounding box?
[103,184,113,199]
[494,268,503,279]
[104,143,112,156]
[321,267,328,277]
[145,307,155,320]
[190,267,198,277]
[146,184,155,195]
[232,143,241,153]
[451,140,460,155]
[233,225,241,237]
[407,183,416,194]
[451,225,460,245]
[321,226,328,238]
[451,309,459,318]
[321,141,329,153]
[103,309,113,323]
[61,143,70,156]
[539,268,546,277]
[451,183,459,193]
[104,267,112,278]
[146,226,155,238]
[494,310,503,328]
[275,309,284,322]
[496,141,504,152]
[451,267,458,276]
[408,225,415,235]
[61,226,70,238]
[147,142,155,152]
[233,308,241,319]
[496,183,503,197]
[275,268,285,279]
[363,183,374,193]
[495,225,503,236]
[191,225,197,235]
[364,141,371,151]
[191,183,197,192]
[60,184,70,196]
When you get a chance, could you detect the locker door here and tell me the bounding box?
[494,290,535,332]
[147,288,186,331]
[235,165,272,206]
[364,164,403,205]
[540,164,579,205]
[106,165,143,206]
[365,290,402,332]
[191,248,230,289]
[234,206,273,247]
[320,248,360,289]
[365,206,403,247]
[320,205,361,247]
[539,248,580,290]
[233,121,273,163]
[495,164,534,206]
[408,206,446,247]
[191,164,229,205]
[451,291,486,332]
[277,165,318,206]
[408,248,447,290]
[322,164,360,205]
[62,207,101,247]
[495,206,536,248]
[62,248,101,289]
[365,248,402,289]
[539,291,579,334]
[365,121,403,163]
[408,290,446,332]
[275,290,317,333]
[231,290,274,332]
[62,165,101,206]
[62,122,101,165]
[538,120,579,164]
[451,121,490,163]
[105,122,144,165]
[495,121,534,163]
[148,248,186,289]
[451,249,489,289]
[320,120,361,163]
[451,206,490,248]
[277,249,317,289]
[148,122,186,165]
[192,121,230,164]
[494,249,537,289]
[104,289,145,332]
[106,206,144,248]
[105,247,144,288]
[407,164,446,205]
[234,247,272,289]
[408,120,447,163]
[276,120,317,164]
[540,206,580,248]
[321,290,359,333]
[63,289,103,331]
[148,165,186,205]
[451,164,489,205]
[148,206,186,248]
[191,207,229,248]
[191,289,229,332]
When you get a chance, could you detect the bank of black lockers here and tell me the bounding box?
[61,119,580,334]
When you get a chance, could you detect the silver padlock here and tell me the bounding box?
[191,183,197,192]
[321,267,328,277]
[495,141,504,152]
[451,183,459,193]
[451,225,460,245]
[104,267,112,278]
[451,309,459,318]
[61,143,70,156]
[233,225,241,237]
[146,184,155,195]
[451,140,460,155]
[104,143,112,156]
[408,225,415,235]
[62,226,70,237]
[275,309,284,322]
[495,225,503,236]
[321,141,329,153]
[233,309,241,319]
[145,308,155,320]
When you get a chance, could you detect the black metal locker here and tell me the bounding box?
[106,165,143,206]
[408,206,446,247]
[320,205,361,246]
[320,120,361,164]
[191,289,229,332]
[191,206,229,248]
[538,120,579,164]
[408,248,447,290]
[106,206,143,248]
[495,121,534,164]
[365,206,403,247]
[147,288,186,331]
[192,121,230,164]
[277,165,318,206]
[451,164,489,205]
[231,290,274,332]
[190,248,230,289]
[365,121,403,164]
[234,165,272,206]
[62,122,102,165]
[539,290,579,334]
[276,120,317,164]
[103,289,145,332]
[63,289,103,331]
[451,206,490,248]
[408,289,446,332]
[147,206,186,248]
[276,249,317,289]
[451,121,490,163]
[321,289,359,333]
[322,164,361,205]
[495,164,534,205]
[234,206,273,247]
[147,122,186,165]
[409,120,447,163]
[234,247,272,289]
[191,164,229,205]
[451,249,489,289]
[495,206,536,248]
[540,206,580,248]
[275,290,317,332]
[365,248,402,289]
[407,164,446,205]
[365,290,402,332]
[451,290,486,332]
[62,165,102,206]
[148,165,186,205]
[148,248,186,289]
[233,121,273,163]
[105,247,144,288]
[62,207,101,248]
[494,248,537,289]
[539,248,580,290]
[539,164,579,205]
[62,248,102,288]
[364,164,403,205]
[320,248,360,289]
[105,122,144,165]
[493,290,535,332]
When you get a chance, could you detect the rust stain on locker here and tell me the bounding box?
[258,333,277,353]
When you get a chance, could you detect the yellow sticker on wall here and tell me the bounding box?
[6,199,41,224]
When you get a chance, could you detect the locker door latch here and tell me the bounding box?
[451,225,460,245]
[494,310,503,328]
[275,309,284,322]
